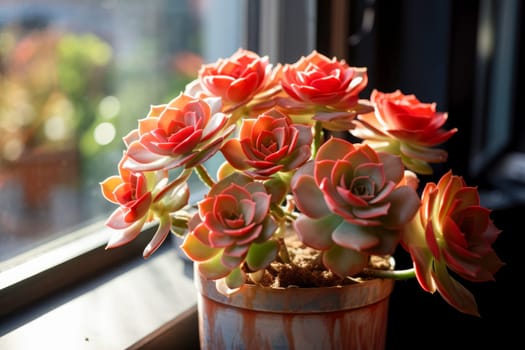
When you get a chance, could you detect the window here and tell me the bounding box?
[0,0,248,321]
[0,0,247,264]
[468,0,523,208]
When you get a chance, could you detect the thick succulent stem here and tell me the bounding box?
[195,164,216,188]
[312,121,323,157]
[362,267,416,280]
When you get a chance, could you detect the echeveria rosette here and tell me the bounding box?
[401,171,504,316]
[220,109,313,180]
[180,172,279,290]
[123,93,234,172]
[291,137,420,278]
[185,48,281,114]
[100,156,190,258]
[279,50,373,131]
[351,89,458,174]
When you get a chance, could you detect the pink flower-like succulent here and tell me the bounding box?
[352,89,457,174]
[100,157,190,258]
[123,93,234,172]
[100,157,153,234]
[401,171,504,316]
[185,48,280,109]
[220,109,313,179]
[181,173,279,289]
[291,137,420,277]
[279,50,372,131]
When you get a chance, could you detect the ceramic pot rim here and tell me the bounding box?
[194,265,395,314]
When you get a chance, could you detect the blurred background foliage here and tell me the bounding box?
[0,24,113,165]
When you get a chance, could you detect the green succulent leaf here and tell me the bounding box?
[294,214,341,250]
[225,267,245,290]
[245,240,279,271]
[197,252,231,280]
[264,176,289,205]
[180,233,218,261]
[323,245,368,278]
[171,216,188,237]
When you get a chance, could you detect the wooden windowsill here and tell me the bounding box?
[0,242,199,349]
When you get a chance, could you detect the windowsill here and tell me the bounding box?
[0,237,199,349]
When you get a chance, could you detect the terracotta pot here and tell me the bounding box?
[194,266,394,350]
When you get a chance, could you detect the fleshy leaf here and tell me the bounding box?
[198,253,232,280]
[225,267,245,290]
[180,233,219,261]
[331,221,380,251]
[433,261,480,316]
[294,214,341,250]
[245,240,279,271]
[322,245,368,278]
[143,214,172,258]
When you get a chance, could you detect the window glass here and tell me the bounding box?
[0,0,245,263]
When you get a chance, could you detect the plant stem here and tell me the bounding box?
[362,267,416,280]
[278,237,291,264]
[312,121,323,157]
[195,164,215,188]
[153,168,192,202]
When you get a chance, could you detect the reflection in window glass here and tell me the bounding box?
[0,0,244,262]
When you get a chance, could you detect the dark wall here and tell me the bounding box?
[317,1,525,348]
[318,0,477,178]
